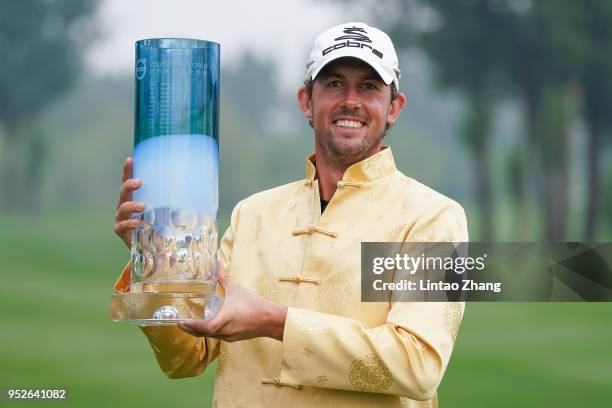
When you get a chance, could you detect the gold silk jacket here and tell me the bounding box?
[114,147,468,408]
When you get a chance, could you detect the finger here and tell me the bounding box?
[179,320,213,337]
[177,322,206,337]
[180,321,235,341]
[117,178,141,209]
[115,201,146,222]
[121,157,133,183]
[114,218,140,236]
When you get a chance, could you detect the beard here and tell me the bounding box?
[314,108,385,166]
[320,128,379,162]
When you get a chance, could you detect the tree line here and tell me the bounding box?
[340,0,612,240]
[410,0,610,241]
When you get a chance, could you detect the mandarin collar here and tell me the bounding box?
[304,145,397,184]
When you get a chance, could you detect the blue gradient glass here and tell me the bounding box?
[131,38,220,288]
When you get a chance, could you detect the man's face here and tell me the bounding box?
[299,57,405,165]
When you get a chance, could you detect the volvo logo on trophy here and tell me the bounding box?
[111,38,223,324]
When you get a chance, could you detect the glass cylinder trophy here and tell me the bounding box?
[111,38,223,325]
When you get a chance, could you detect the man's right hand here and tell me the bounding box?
[114,157,145,249]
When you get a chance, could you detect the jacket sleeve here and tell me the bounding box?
[279,201,468,400]
[112,201,243,379]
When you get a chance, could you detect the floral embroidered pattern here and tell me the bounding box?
[443,302,464,343]
[289,309,333,334]
[250,212,262,240]
[317,276,353,315]
[383,223,408,242]
[216,342,228,378]
[361,151,395,181]
[254,258,280,302]
[363,184,391,202]
[299,235,310,249]
[348,354,393,392]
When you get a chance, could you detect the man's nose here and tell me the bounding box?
[342,85,361,109]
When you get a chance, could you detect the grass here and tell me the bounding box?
[0,213,216,407]
[440,303,612,406]
[1,213,611,407]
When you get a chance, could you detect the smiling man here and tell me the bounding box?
[114,22,468,408]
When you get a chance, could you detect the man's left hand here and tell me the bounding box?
[178,261,287,342]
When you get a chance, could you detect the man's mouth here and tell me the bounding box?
[333,119,365,129]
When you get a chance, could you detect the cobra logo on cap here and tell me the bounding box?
[334,26,372,43]
[322,25,383,59]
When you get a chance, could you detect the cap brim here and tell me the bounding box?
[309,49,395,86]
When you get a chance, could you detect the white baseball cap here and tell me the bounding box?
[305,22,401,89]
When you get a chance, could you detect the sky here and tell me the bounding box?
[87,0,369,90]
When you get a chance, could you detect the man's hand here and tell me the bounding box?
[178,262,288,342]
[114,157,145,249]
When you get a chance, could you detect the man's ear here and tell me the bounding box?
[386,91,406,127]
[297,85,313,119]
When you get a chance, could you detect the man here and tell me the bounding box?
[113,22,468,407]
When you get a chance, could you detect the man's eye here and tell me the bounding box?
[363,82,379,90]
[327,80,342,88]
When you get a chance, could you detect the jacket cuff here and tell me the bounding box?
[113,261,132,293]
[280,307,345,389]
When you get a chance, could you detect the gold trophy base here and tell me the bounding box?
[110,281,223,325]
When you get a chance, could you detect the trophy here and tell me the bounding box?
[111,38,223,324]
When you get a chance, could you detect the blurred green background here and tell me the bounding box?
[1,0,611,407]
